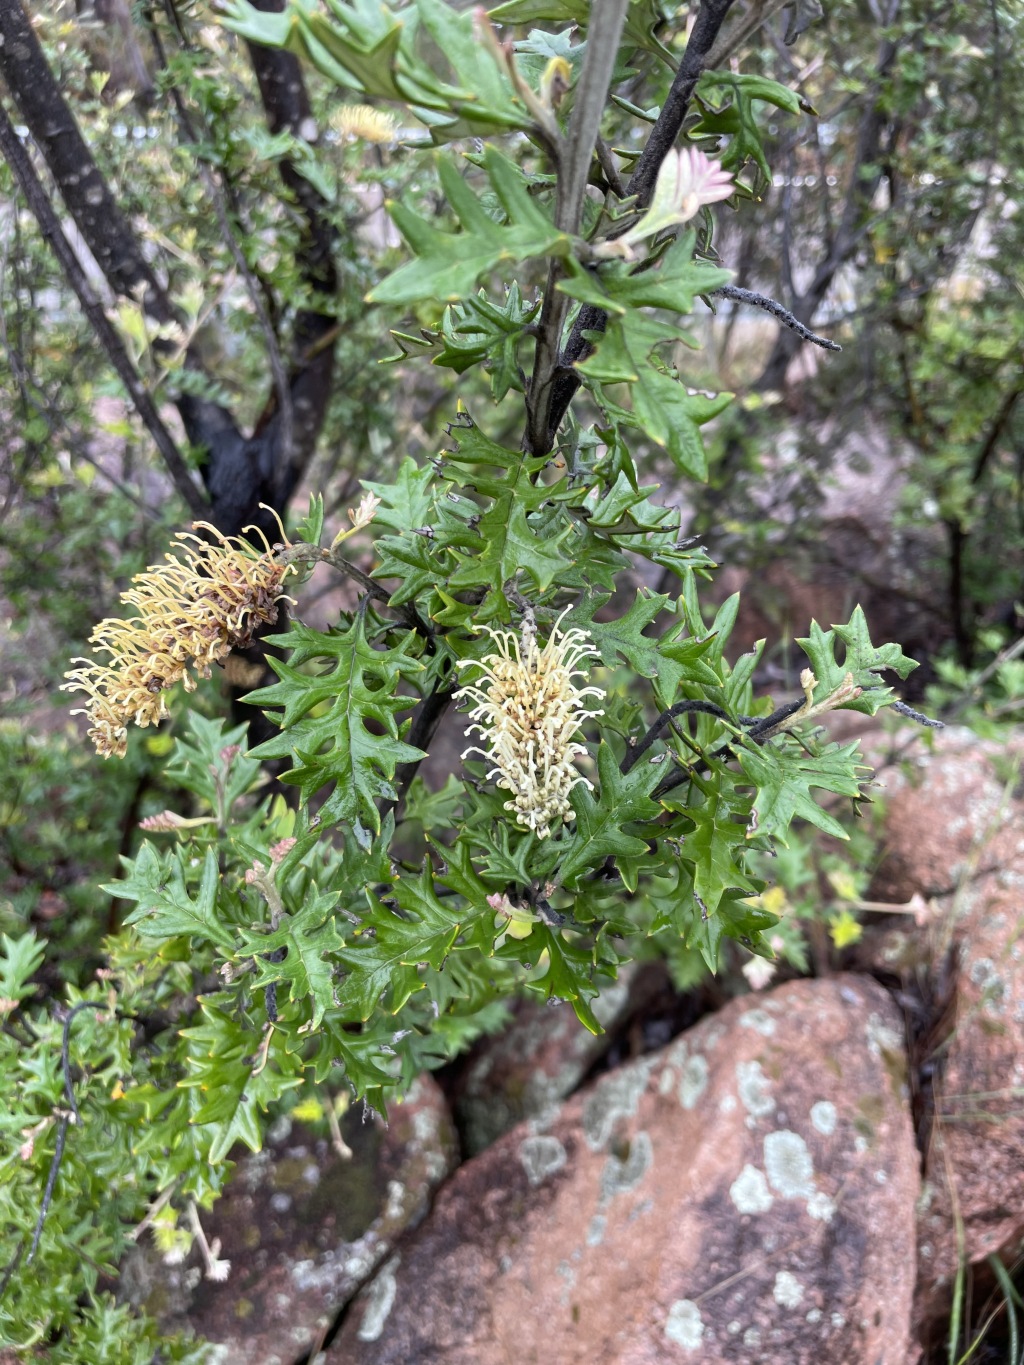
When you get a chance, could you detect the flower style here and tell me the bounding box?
[595,146,734,260]
[454,610,606,839]
[62,523,293,759]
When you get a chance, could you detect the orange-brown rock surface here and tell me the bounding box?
[329,976,918,1365]
[868,727,1024,1344]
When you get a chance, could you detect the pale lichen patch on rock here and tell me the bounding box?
[679,1054,709,1110]
[737,1059,776,1121]
[764,1129,815,1199]
[664,1299,704,1351]
[810,1100,838,1135]
[356,1255,399,1342]
[729,1163,774,1215]
[581,1061,653,1151]
[806,1190,836,1222]
[600,1130,652,1201]
[773,1269,805,1308]
[739,1008,777,1037]
[519,1134,568,1187]
[865,1011,903,1059]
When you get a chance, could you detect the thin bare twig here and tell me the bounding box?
[710,284,842,351]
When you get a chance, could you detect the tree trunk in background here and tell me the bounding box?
[0,0,337,541]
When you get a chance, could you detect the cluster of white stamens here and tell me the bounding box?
[454,610,605,839]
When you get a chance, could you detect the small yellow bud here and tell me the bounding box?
[540,56,571,110]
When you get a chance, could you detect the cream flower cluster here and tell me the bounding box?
[455,610,605,839]
[62,523,292,758]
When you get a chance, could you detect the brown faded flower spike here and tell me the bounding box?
[454,609,606,839]
[62,522,293,758]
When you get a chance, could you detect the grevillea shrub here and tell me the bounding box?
[1,1,941,1352]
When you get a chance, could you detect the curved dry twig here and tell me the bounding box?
[711,284,842,351]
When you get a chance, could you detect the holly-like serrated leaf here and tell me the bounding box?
[575,470,676,534]
[105,845,236,951]
[373,527,451,606]
[459,498,575,593]
[222,0,530,139]
[334,866,482,1019]
[165,714,260,817]
[439,424,573,594]
[672,789,757,917]
[738,739,867,846]
[246,616,426,831]
[489,0,669,61]
[369,149,572,307]
[410,285,539,399]
[179,1001,301,1162]
[362,456,436,532]
[561,231,731,316]
[442,423,551,507]
[557,742,662,886]
[796,606,918,714]
[564,592,723,716]
[566,285,732,479]
[0,931,45,1003]
[692,72,804,178]
[528,924,603,1032]
[238,891,344,1029]
[564,590,669,679]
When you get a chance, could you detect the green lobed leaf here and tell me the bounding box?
[796,606,919,715]
[670,787,757,918]
[178,1000,301,1162]
[368,149,572,307]
[246,614,426,832]
[237,890,344,1029]
[557,742,662,886]
[105,845,236,951]
[334,865,485,1019]
[0,931,45,1003]
[692,72,805,178]
[738,739,867,846]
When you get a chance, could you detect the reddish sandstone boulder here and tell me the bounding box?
[328,976,918,1365]
[867,727,1024,1344]
[451,962,674,1156]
